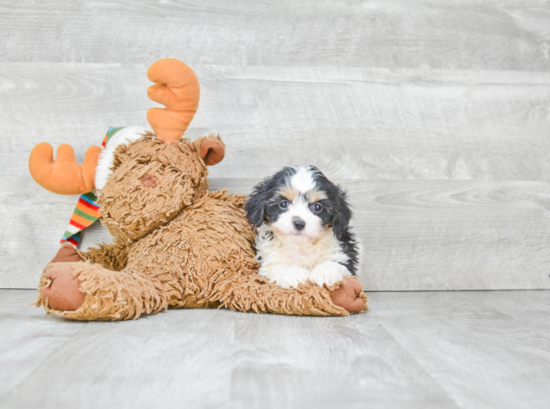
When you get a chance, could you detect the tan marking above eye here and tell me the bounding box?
[277,182,327,204]
[307,189,327,203]
[278,184,299,202]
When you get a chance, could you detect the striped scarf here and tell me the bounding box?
[60,127,125,246]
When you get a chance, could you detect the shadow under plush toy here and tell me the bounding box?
[28,58,367,320]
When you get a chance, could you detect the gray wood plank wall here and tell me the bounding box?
[1,0,549,290]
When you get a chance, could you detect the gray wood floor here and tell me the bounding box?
[1,289,549,409]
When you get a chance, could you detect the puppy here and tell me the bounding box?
[245,166,359,289]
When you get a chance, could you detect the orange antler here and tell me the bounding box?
[29,143,102,195]
[147,58,200,144]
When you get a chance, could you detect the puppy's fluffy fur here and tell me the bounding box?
[246,166,360,289]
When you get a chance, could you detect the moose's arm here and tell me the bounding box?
[208,269,366,317]
[79,239,130,272]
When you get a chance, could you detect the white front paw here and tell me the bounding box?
[260,264,310,289]
[309,261,351,287]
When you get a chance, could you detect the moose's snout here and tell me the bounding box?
[141,175,157,188]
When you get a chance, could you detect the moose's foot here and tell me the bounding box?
[50,243,83,264]
[41,264,86,311]
[330,277,367,314]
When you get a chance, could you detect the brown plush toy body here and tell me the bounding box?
[30,59,367,320]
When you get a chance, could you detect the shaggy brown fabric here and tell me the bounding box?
[34,139,368,320]
[32,58,368,321]
[79,239,128,271]
[97,135,208,243]
[34,135,368,320]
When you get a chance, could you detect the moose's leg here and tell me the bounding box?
[209,271,368,316]
[40,263,87,311]
[329,277,366,314]
[37,262,172,321]
[49,243,83,264]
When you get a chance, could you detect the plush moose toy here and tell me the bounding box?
[28,58,367,320]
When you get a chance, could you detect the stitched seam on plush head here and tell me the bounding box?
[95,126,152,190]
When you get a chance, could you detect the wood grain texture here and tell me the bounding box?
[1,63,549,180]
[207,179,550,291]
[3,178,549,290]
[1,1,549,291]
[0,0,549,71]
[1,289,549,409]
[0,290,87,400]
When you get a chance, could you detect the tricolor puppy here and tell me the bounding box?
[245,166,359,289]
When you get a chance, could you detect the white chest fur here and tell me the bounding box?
[255,224,351,288]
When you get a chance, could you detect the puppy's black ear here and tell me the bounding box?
[330,186,352,239]
[246,181,268,227]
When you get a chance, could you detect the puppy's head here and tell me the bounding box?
[246,166,352,244]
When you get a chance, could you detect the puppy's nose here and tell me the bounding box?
[293,218,306,231]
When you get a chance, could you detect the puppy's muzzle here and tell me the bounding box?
[293,218,306,231]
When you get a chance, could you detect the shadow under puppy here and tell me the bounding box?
[246,166,360,289]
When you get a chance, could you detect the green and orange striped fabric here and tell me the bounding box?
[60,191,101,246]
[60,127,125,246]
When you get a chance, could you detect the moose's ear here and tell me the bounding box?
[195,134,225,166]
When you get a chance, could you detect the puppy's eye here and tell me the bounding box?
[279,200,290,209]
[310,203,323,213]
